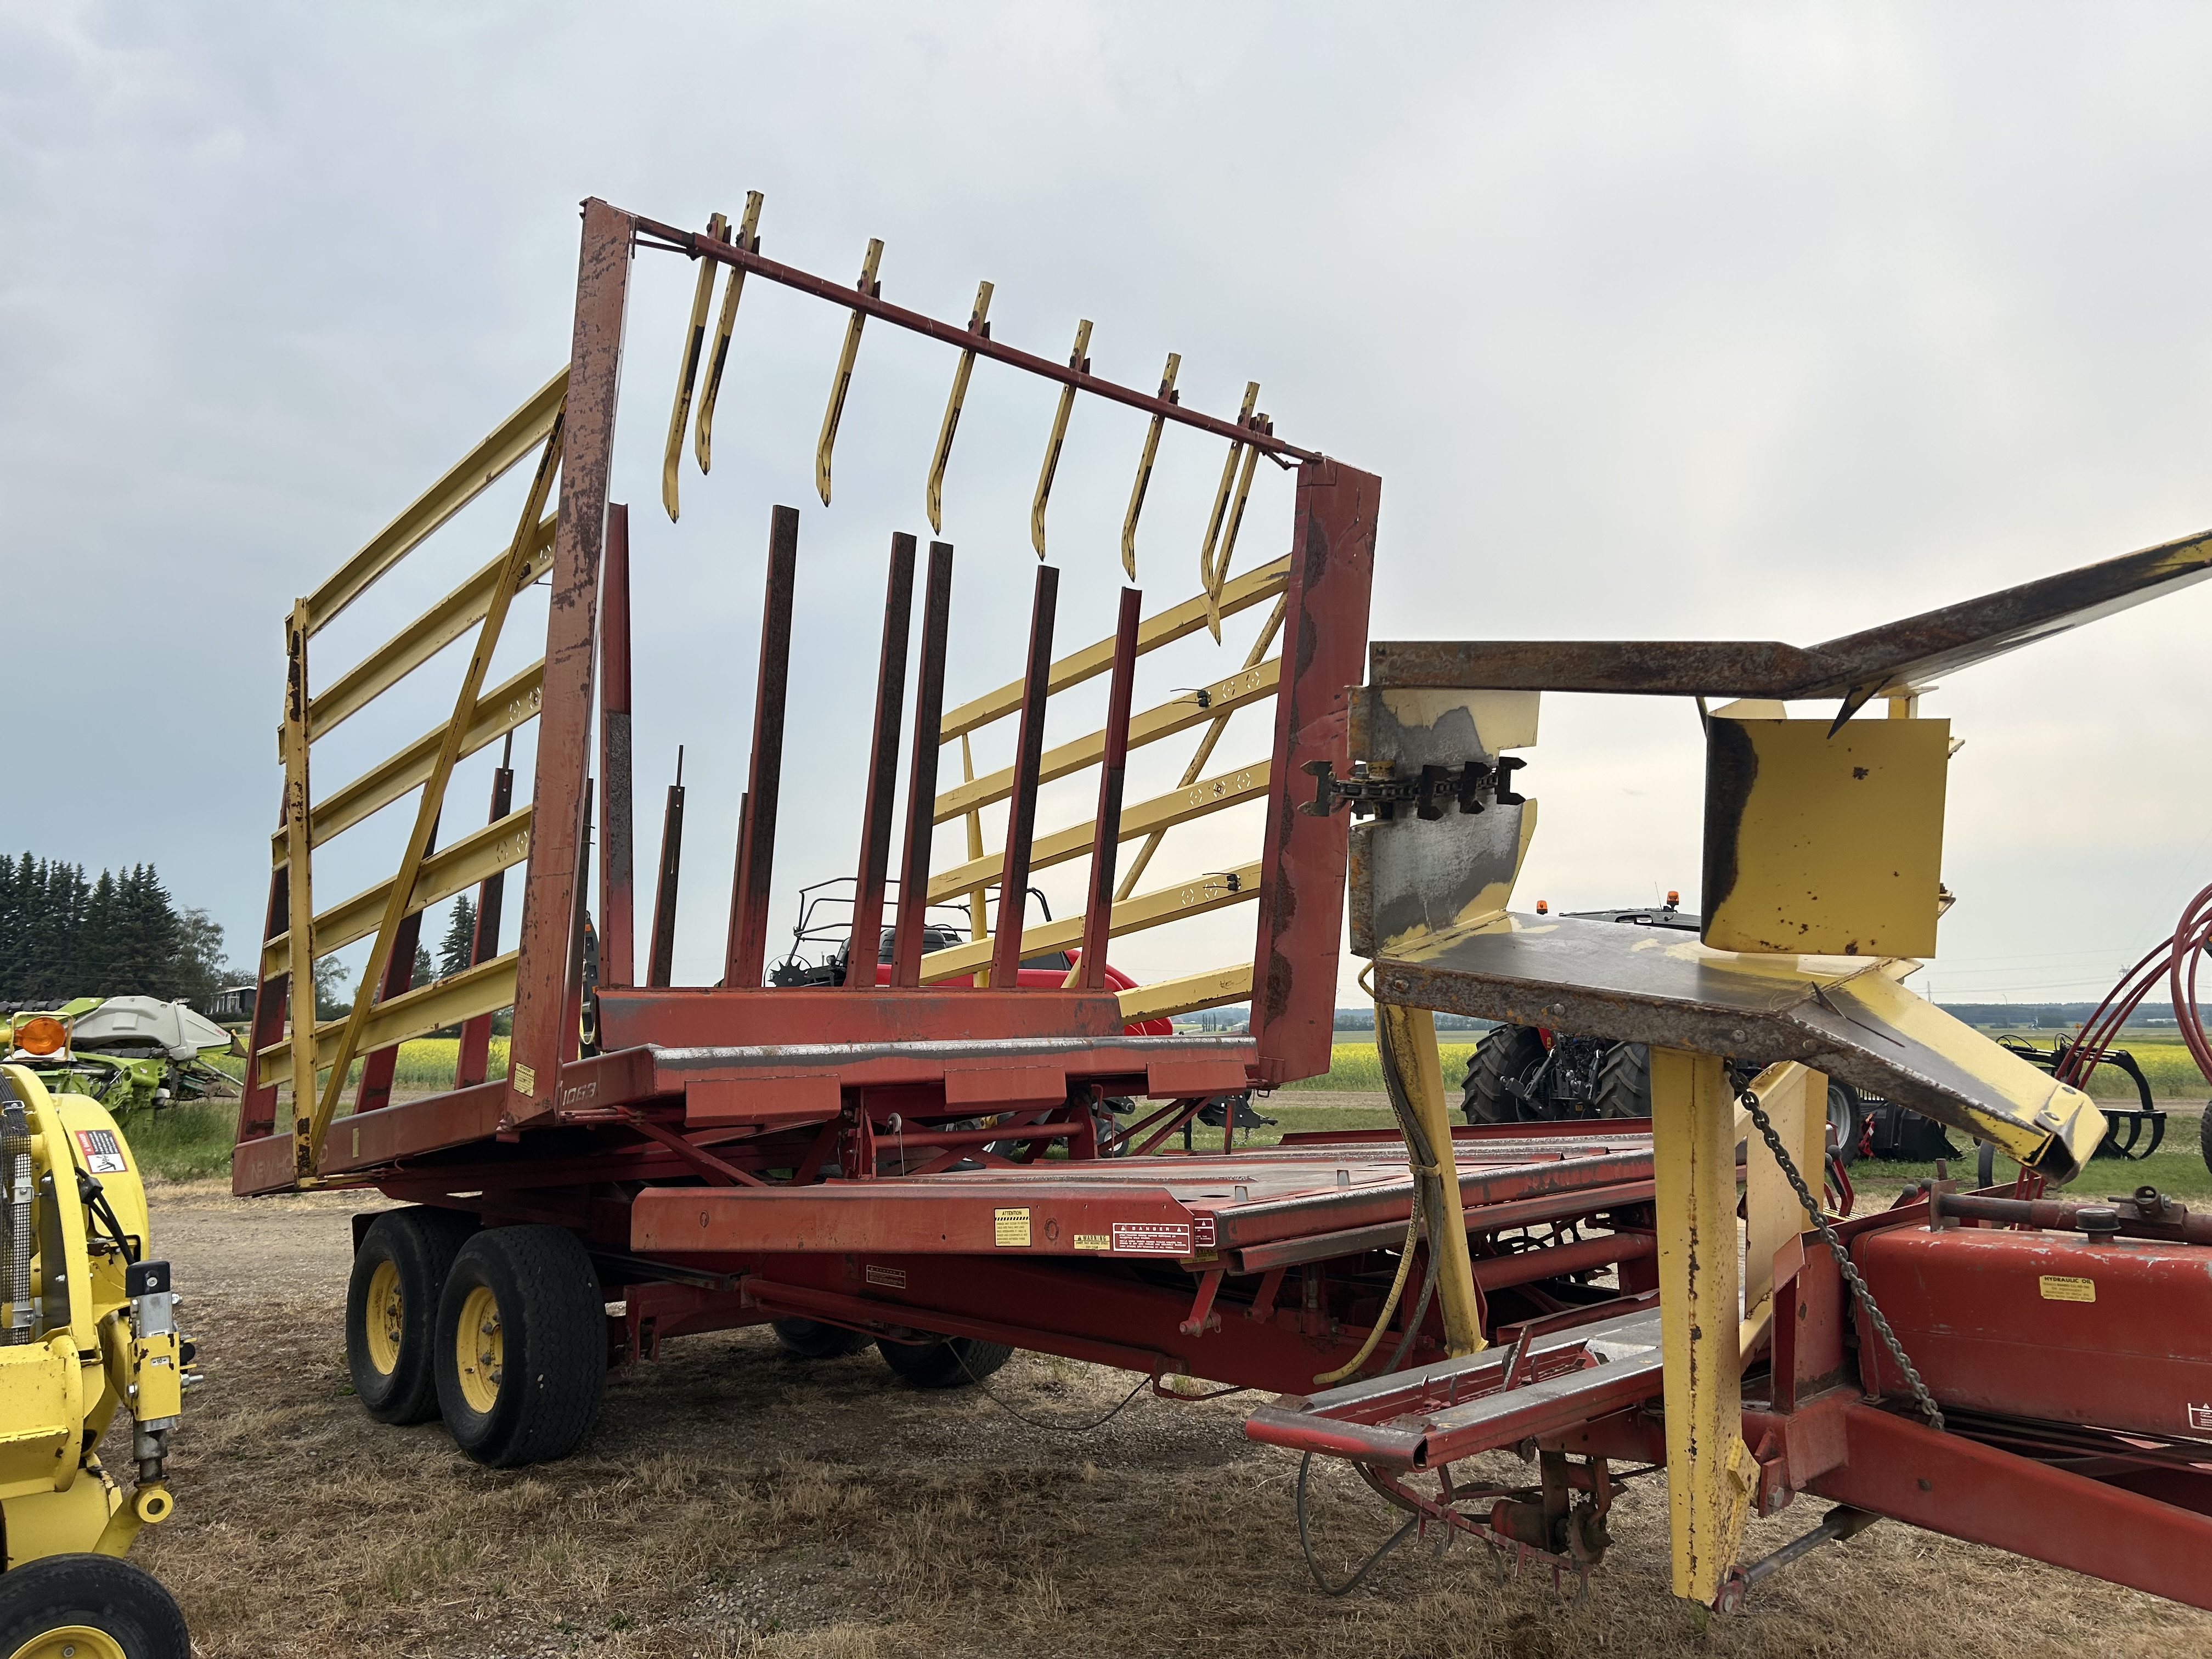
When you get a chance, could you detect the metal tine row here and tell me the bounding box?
[654,199,1276,620]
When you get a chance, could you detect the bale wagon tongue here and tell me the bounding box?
[226,191,2212,1617]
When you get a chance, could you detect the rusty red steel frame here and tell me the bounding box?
[225,196,1672,1410]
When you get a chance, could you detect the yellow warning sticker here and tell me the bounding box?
[1073,1234,1111,1251]
[2039,1274,2096,1303]
[994,1207,1032,1248]
[512,1063,536,1096]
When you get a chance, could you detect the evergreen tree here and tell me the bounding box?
[437,896,478,978]
[313,957,351,1021]
[411,943,433,990]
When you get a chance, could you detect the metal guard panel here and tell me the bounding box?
[1371,915,2104,1182]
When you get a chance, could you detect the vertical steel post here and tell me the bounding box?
[890,543,954,988]
[598,502,635,990]
[646,748,685,990]
[1651,1046,1757,1605]
[235,805,289,1149]
[506,197,633,1125]
[455,744,515,1090]
[847,534,917,991]
[281,599,318,1173]
[1250,460,1379,1087]
[724,505,800,987]
[353,818,436,1115]
[1076,588,1142,990]
[990,565,1058,988]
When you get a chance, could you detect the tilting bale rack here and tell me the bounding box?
[232,193,2212,1614]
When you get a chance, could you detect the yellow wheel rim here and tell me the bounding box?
[364,1257,404,1376]
[455,1282,503,1414]
[8,1625,128,1659]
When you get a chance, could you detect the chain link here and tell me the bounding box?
[1737,1085,1945,1433]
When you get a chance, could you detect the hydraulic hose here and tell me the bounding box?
[0,1076,33,1346]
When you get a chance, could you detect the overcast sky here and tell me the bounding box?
[7,3,2211,1012]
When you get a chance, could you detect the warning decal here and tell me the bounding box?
[2189,1402,2212,1434]
[994,1208,1032,1248]
[2039,1275,2096,1304]
[1111,1221,1192,1256]
[1192,1215,1217,1249]
[1072,1234,1111,1251]
[865,1264,907,1290]
[75,1128,127,1175]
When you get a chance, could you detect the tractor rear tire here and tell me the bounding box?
[1593,1043,1652,1119]
[877,1335,1013,1389]
[1462,1025,1544,1124]
[1826,1082,1865,1168]
[348,1206,475,1425]
[435,1225,606,1468]
[773,1318,874,1359]
[0,1553,188,1659]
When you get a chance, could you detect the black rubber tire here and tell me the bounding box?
[1593,1043,1652,1119]
[1826,1082,1865,1168]
[435,1225,606,1468]
[1462,1025,1544,1124]
[772,1318,875,1358]
[347,1206,475,1425]
[0,1553,189,1658]
[877,1335,1014,1389]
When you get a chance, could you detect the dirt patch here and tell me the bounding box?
[137,1181,2211,1658]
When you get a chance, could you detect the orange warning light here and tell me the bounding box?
[12,1015,66,1056]
[1535,900,1549,915]
[1666,890,1680,905]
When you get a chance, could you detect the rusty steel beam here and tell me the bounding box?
[1371,525,2212,708]
[1250,460,1380,1087]
[631,214,1322,464]
[891,541,955,988]
[646,749,685,990]
[724,504,801,989]
[507,197,634,1125]
[848,533,917,992]
[991,565,1059,988]
[1077,588,1142,989]
[599,504,636,989]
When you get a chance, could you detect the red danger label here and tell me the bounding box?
[1111,1222,1192,1256]
[75,1129,127,1175]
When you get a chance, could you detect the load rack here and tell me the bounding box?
[230,196,1660,1449]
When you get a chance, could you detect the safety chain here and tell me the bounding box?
[1736,1085,1946,1434]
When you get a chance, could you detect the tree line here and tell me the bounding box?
[0,855,233,1009]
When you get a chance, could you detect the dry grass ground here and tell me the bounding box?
[131,1180,2212,1659]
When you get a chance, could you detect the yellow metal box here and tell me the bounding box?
[1701,713,1948,957]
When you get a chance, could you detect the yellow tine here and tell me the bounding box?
[695,191,763,476]
[1196,381,1259,641]
[662,212,727,522]
[926,281,993,534]
[1030,319,1093,558]
[1120,352,1180,579]
[815,238,884,507]
[1207,417,1263,640]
